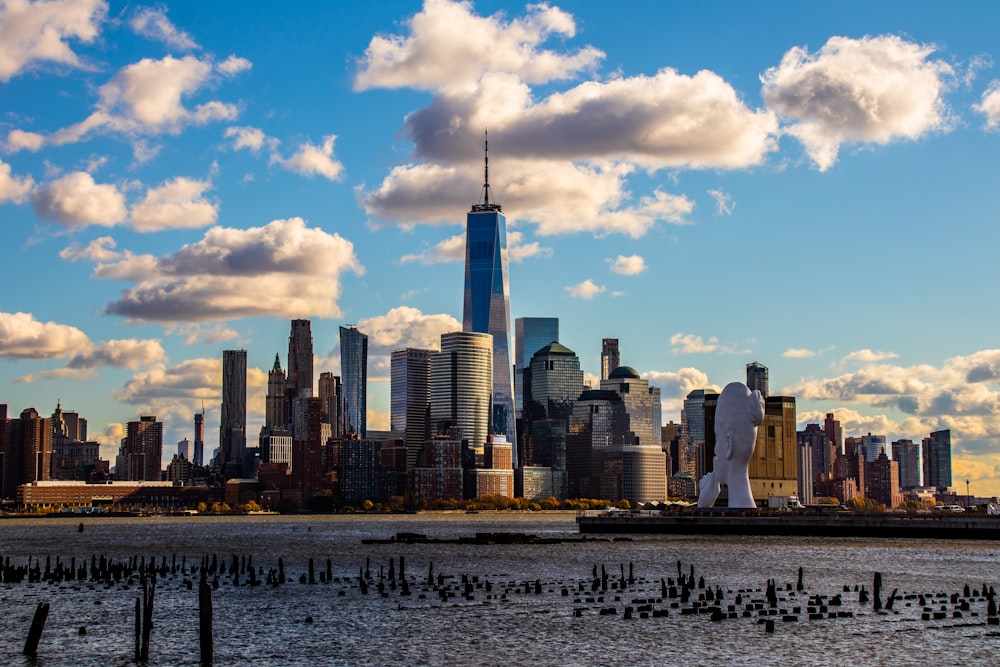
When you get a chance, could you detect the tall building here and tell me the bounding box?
[891,439,921,490]
[922,429,952,489]
[746,362,769,397]
[462,137,516,460]
[0,407,53,499]
[600,338,620,381]
[287,319,314,419]
[193,410,205,467]
[824,412,843,457]
[220,349,248,476]
[746,396,798,501]
[291,397,325,500]
[798,423,834,480]
[566,389,627,499]
[177,438,191,461]
[265,354,287,429]
[318,372,341,434]
[391,348,434,469]
[340,325,368,438]
[430,331,493,463]
[124,416,163,482]
[600,367,659,447]
[523,342,583,466]
[866,450,902,508]
[514,317,559,414]
[861,433,886,462]
[682,389,707,480]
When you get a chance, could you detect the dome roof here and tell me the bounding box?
[608,365,640,379]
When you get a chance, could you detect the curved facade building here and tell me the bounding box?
[430,331,493,460]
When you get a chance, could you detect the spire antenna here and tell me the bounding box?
[472,129,501,213]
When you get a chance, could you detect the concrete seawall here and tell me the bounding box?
[576,511,1000,540]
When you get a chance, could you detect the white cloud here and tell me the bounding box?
[506,230,552,262]
[0,158,34,203]
[354,0,603,91]
[217,55,251,76]
[0,311,91,359]
[670,332,719,354]
[66,338,165,369]
[128,5,198,50]
[761,35,954,171]
[271,135,343,180]
[59,235,120,262]
[164,323,240,345]
[974,80,1000,130]
[97,217,364,323]
[129,176,218,232]
[225,126,277,153]
[5,129,45,152]
[0,0,106,82]
[400,233,465,264]
[842,348,899,364]
[607,254,646,275]
[783,347,817,359]
[708,188,734,215]
[31,171,127,227]
[565,279,605,300]
[355,306,460,377]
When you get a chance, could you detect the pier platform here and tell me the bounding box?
[576,510,1000,540]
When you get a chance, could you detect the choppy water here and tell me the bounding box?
[0,512,998,666]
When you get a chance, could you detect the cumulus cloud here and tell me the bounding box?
[0,0,106,82]
[565,279,605,299]
[761,35,954,171]
[31,171,127,227]
[129,176,218,231]
[842,348,899,364]
[506,230,552,262]
[0,158,34,203]
[164,323,240,345]
[354,0,603,91]
[670,333,719,354]
[217,55,251,76]
[974,80,1000,130]
[0,311,91,359]
[224,126,277,154]
[607,254,646,275]
[66,338,165,369]
[5,129,45,153]
[96,217,364,323]
[355,306,460,377]
[783,347,817,359]
[59,235,120,262]
[645,366,719,415]
[128,5,198,50]
[399,229,549,264]
[271,135,343,180]
[364,158,693,238]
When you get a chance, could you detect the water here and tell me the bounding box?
[0,512,998,666]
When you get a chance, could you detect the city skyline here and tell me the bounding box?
[2,1,1000,494]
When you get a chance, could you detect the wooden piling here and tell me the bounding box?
[199,581,213,665]
[23,601,49,658]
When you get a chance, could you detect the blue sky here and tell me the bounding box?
[3,0,1000,495]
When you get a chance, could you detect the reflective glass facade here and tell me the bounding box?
[339,326,368,438]
[430,332,493,460]
[514,317,559,413]
[463,208,516,460]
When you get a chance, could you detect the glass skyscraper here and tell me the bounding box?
[514,317,559,415]
[463,139,516,464]
[340,325,368,438]
[220,348,247,476]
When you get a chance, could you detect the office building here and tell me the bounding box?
[318,372,341,434]
[340,325,368,437]
[891,439,921,490]
[391,348,434,469]
[600,338,620,381]
[824,412,843,457]
[682,389,707,480]
[193,410,205,468]
[220,349,248,477]
[286,320,314,429]
[430,331,493,462]
[747,396,798,501]
[866,450,902,508]
[0,407,53,499]
[922,429,952,489]
[600,367,659,447]
[124,416,163,482]
[746,361,769,397]
[514,317,559,414]
[411,437,463,503]
[265,354,287,429]
[566,389,627,498]
[523,342,583,466]
[462,139,516,458]
[861,433,886,462]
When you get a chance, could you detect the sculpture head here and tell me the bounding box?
[700,381,762,509]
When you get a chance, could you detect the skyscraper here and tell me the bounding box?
[523,341,584,466]
[600,338,620,381]
[746,361,769,397]
[891,438,921,490]
[514,317,559,414]
[824,412,843,457]
[391,348,434,469]
[318,372,342,434]
[125,416,163,481]
[462,137,516,461]
[193,410,204,467]
[220,349,248,476]
[266,353,287,429]
[0,407,53,499]
[287,318,314,403]
[340,325,368,438]
[430,331,493,462]
[922,429,952,489]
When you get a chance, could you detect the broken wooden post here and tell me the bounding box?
[23,601,49,657]
[199,581,213,665]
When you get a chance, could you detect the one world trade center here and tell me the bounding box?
[463,134,517,467]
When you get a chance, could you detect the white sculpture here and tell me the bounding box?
[698,382,765,509]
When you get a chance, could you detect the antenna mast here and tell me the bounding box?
[472,129,501,212]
